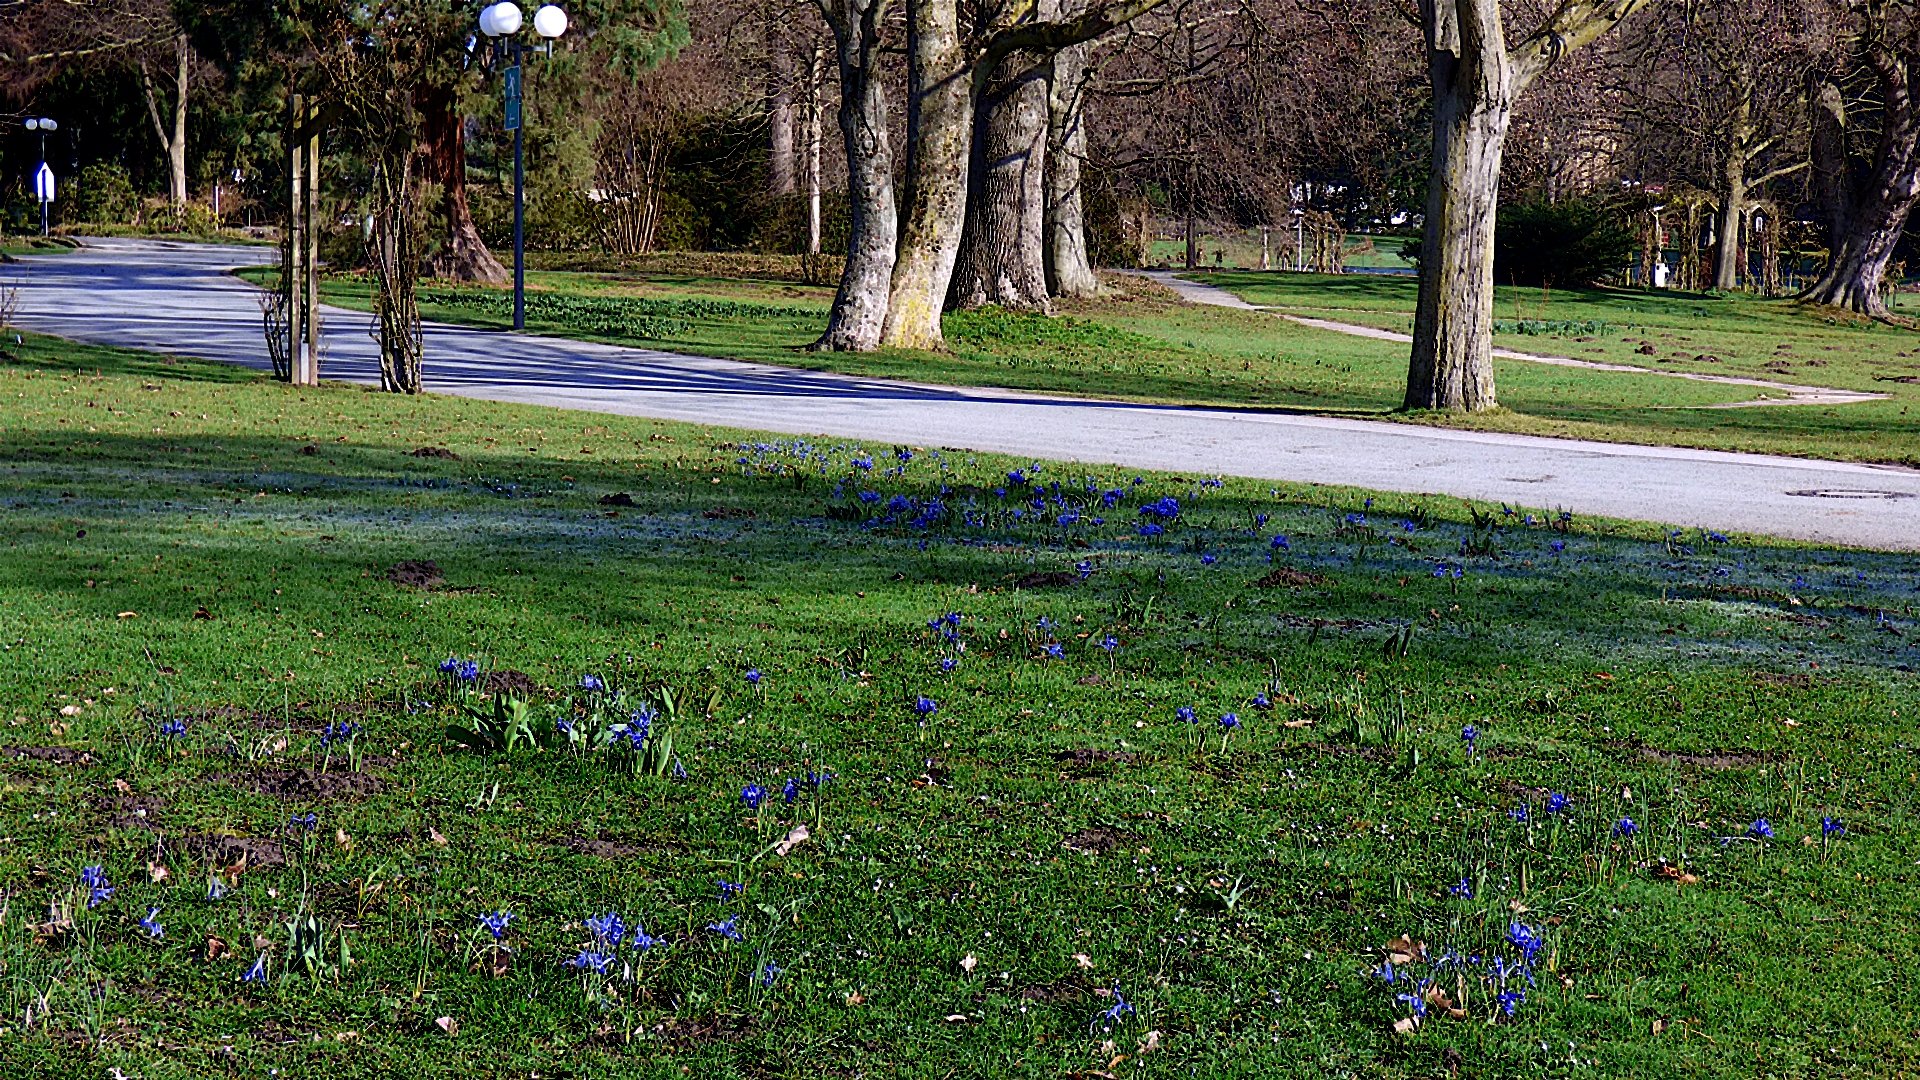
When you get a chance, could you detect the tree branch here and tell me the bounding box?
[1513,0,1668,93]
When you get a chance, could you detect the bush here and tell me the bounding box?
[1493,199,1634,288]
[70,164,140,226]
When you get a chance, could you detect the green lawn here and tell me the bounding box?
[1,331,1917,1075]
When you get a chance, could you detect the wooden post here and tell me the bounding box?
[287,93,306,385]
[303,97,320,384]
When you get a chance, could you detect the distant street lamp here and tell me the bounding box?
[479,3,569,331]
[24,117,57,237]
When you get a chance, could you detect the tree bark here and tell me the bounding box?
[814,0,897,351]
[950,47,1052,311]
[768,9,798,197]
[139,33,191,211]
[1804,50,1920,317]
[883,0,973,348]
[1405,0,1661,412]
[1044,35,1098,297]
[1711,89,1752,292]
[418,86,509,285]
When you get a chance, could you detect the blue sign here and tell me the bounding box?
[503,65,522,132]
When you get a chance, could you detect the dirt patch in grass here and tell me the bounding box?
[1638,747,1767,770]
[1017,981,1088,1005]
[1015,571,1080,588]
[219,767,384,801]
[1255,567,1328,589]
[1062,825,1141,854]
[410,446,459,460]
[599,492,637,507]
[6,745,95,766]
[173,832,286,870]
[483,669,538,697]
[702,506,756,520]
[386,560,445,590]
[1055,748,1138,771]
[1752,671,1815,689]
[90,790,168,828]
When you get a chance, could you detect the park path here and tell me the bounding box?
[1143,271,1888,408]
[7,238,1919,550]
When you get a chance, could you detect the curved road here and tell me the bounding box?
[8,238,1919,550]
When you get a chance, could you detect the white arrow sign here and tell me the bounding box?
[34,163,55,203]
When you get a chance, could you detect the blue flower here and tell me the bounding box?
[1218,713,1240,731]
[80,865,113,908]
[1509,804,1530,822]
[1497,989,1526,1017]
[1749,818,1774,840]
[1822,816,1845,837]
[706,916,745,942]
[479,911,514,941]
[1091,986,1136,1032]
[578,674,605,693]
[745,669,762,686]
[1175,707,1196,724]
[1448,878,1472,899]
[760,959,783,988]
[741,784,767,809]
[718,879,744,900]
[1099,636,1119,652]
[1550,540,1566,554]
[319,720,360,748]
[569,949,613,974]
[1044,643,1064,659]
[1251,694,1271,710]
[807,768,833,790]
[1269,534,1290,552]
[158,718,188,739]
[1545,792,1570,815]
[139,906,164,939]
[940,657,957,672]
[914,696,938,717]
[289,811,318,832]
[455,659,479,682]
[1343,512,1367,527]
[1137,522,1164,538]
[1614,817,1638,838]
[782,778,800,804]
[243,954,269,983]
[1076,560,1094,580]
[1200,553,1217,566]
[1505,922,1543,966]
[1460,724,1478,750]
[586,911,628,947]
[207,877,230,902]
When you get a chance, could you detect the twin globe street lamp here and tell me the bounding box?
[24,117,57,237]
[478,2,568,331]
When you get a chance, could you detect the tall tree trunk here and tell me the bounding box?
[1712,91,1752,292]
[768,9,798,197]
[139,34,192,211]
[1044,35,1098,297]
[1805,51,1920,316]
[951,48,1052,311]
[1405,4,1512,412]
[418,87,509,284]
[814,0,898,351]
[805,45,825,256]
[884,0,972,348]
[1405,0,1660,412]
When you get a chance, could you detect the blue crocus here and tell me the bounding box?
[1449,878,1472,899]
[159,718,188,739]
[1218,713,1240,731]
[1091,986,1136,1032]
[1822,816,1845,837]
[1270,534,1290,552]
[1749,818,1774,840]
[1614,817,1638,838]
[706,916,745,942]
[1460,724,1478,752]
[718,879,744,899]
[1099,636,1119,652]
[1545,792,1570,815]
[1175,707,1196,724]
[80,865,113,908]
[741,784,767,809]
[745,669,762,686]
[569,949,613,974]
[243,954,269,983]
[139,906,164,939]
[1076,560,1094,580]
[1044,643,1064,659]
[586,911,627,947]
[760,960,783,987]
[782,778,800,804]
[578,674,605,693]
[1497,989,1526,1017]
[1505,922,1544,966]
[914,696,938,717]
[479,911,514,941]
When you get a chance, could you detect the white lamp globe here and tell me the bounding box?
[533,5,569,38]
[491,2,523,34]
[42,119,57,131]
[478,4,498,34]
[24,119,38,131]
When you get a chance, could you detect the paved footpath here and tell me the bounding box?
[9,238,1919,550]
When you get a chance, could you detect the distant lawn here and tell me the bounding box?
[2,332,1918,1075]
[230,264,1920,467]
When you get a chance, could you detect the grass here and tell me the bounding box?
[234,263,1920,468]
[1,330,1918,1075]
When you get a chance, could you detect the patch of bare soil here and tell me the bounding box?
[173,831,286,870]
[6,746,94,765]
[1255,567,1328,589]
[385,560,445,590]
[1015,571,1079,588]
[1062,826,1141,854]
[410,446,460,460]
[220,767,383,801]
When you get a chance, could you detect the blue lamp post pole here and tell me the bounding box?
[479,2,568,332]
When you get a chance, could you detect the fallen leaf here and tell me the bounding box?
[1651,1018,1667,1035]
[58,705,82,718]
[334,827,353,852]
[1384,934,1426,966]
[113,778,131,794]
[1284,718,1314,728]
[147,859,170,884]
[845,991,866,1006]
[1393,1016,1420,1035]
[774,824,810,857]
[960,953,978,974]
[116,611,138,619]
[429,827,449,846]
[1137,1030,1162,1054]
[435,1016,459,1036]
[943,1014,970,1023]
[334,1031,362,1043]
[204,935,230,961]
[1074,953,1095,970]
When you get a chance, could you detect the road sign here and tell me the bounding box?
[34,163,55,203]
[503,65,522,132]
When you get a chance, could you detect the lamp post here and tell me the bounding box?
[479,2,568,331]
[24,118,57,237]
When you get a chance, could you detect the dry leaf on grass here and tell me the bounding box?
[435,1016,458,1036]
[1384,934,1426,966]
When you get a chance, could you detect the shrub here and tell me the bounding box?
[70,164,140,226]
[1493,199,1634,288]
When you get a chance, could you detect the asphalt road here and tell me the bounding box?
[9,238,1918,550]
